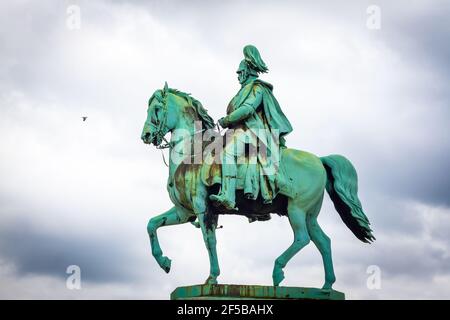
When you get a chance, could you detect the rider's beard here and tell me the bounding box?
[238,71,247,85]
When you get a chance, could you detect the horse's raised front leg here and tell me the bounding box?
[147,206,192,273]
[197,211,220,285]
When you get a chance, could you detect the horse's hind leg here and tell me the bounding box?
[307,193,336,289]
[272,202,310,286]
[147,206,192,273]
[197,210,220,285]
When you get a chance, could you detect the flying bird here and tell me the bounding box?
[82,116,88,122]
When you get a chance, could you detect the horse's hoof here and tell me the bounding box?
[159,256,171,273]
[272,269,285,286]
[322,283,333,290]
[204,276,218,285]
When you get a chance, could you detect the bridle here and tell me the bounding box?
[147,86,171,150]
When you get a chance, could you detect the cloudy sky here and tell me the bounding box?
[0,0,449,299]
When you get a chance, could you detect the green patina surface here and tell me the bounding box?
[141,45,375,292]
[171,284,345,300]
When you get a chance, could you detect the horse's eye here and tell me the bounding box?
[151,110,160,125]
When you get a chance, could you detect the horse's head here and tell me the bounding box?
[141,82,215,147]
[141,82,175,146]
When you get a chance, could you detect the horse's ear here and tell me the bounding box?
[163,81,169,96]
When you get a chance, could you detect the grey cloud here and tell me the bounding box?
[0,217,145,283]
[0,0,449,299]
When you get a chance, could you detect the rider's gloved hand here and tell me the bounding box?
[218,117,230,128]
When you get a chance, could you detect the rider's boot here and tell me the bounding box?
[209,175,238,211]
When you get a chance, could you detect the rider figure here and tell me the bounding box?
[209,45,293,210]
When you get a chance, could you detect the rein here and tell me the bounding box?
[157,129,204,168]
[156,127,206,150]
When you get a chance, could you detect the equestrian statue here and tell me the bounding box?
[141,45,374,291]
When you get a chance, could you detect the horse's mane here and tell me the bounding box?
[168,88,215,129]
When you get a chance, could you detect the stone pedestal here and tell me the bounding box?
[171,284,345,300]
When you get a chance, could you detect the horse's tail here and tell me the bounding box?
[320,155,375,243]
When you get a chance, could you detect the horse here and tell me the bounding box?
[141,83,374,289]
